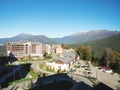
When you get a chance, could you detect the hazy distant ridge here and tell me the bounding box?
[0,30,119,44]
[53,30,119,44]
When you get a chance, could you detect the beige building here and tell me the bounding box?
[52,44,63,56]
[6,41,43,59]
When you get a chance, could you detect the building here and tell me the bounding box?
[45,44,51,54]
[6,41,43,59]
[46,50,79,71]
[55,44,63,56]
[0,44,6,55]
[52,44,63,57]
[100,66,112,73]
[30,42,43,59]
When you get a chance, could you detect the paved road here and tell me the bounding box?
[68,74,94,90]
[31,60,55,75]
[2,59,96,90]
[91,65,120,90]
[75,60,120,90]
[31,60,94,90]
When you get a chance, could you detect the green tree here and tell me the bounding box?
[114,51,120,61]
[76,45,85,60]
[61,44,70,49]
[85,46,92,61]
[76,45,92,61]
[112,51,120,71]
[101,48,116,67]
[91,51,99,66]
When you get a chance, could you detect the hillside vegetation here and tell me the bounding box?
[75,34,120,72]
[70,33,120,58]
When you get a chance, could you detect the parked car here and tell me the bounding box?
[112,73,118,76]
[87,72,92,74]
[90,77,97,81]
[85,68,91,71]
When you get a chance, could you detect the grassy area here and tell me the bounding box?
[18,57,53,61]
[39,62,46,69]
[9,67,43,85]
[28,67,45,78]
[28,68,39,78]
[9,78,33,85]
[39,62,56,73]
[32,80,74,90]
[18,58,53,64]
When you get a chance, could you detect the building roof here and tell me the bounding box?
[101,66,112,70]
[55,51,76,64]
[55,60,64,64]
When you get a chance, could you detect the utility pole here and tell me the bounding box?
[13,65,15,84]
[0,85,2,90]
[96,69,98,84]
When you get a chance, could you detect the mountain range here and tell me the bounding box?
[0,30,119,44]
[69,32,120,57]
[0,33,56,44]
[53,30,119,44]
[81,33,120,57]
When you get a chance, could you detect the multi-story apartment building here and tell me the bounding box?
[6,41,43,59]
[30,42,43,59]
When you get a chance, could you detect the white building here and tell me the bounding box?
[46,50,79,71]
[45,44,51,54]
[100,66,113,73]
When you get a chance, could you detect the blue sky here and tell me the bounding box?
[0,0,120,38]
